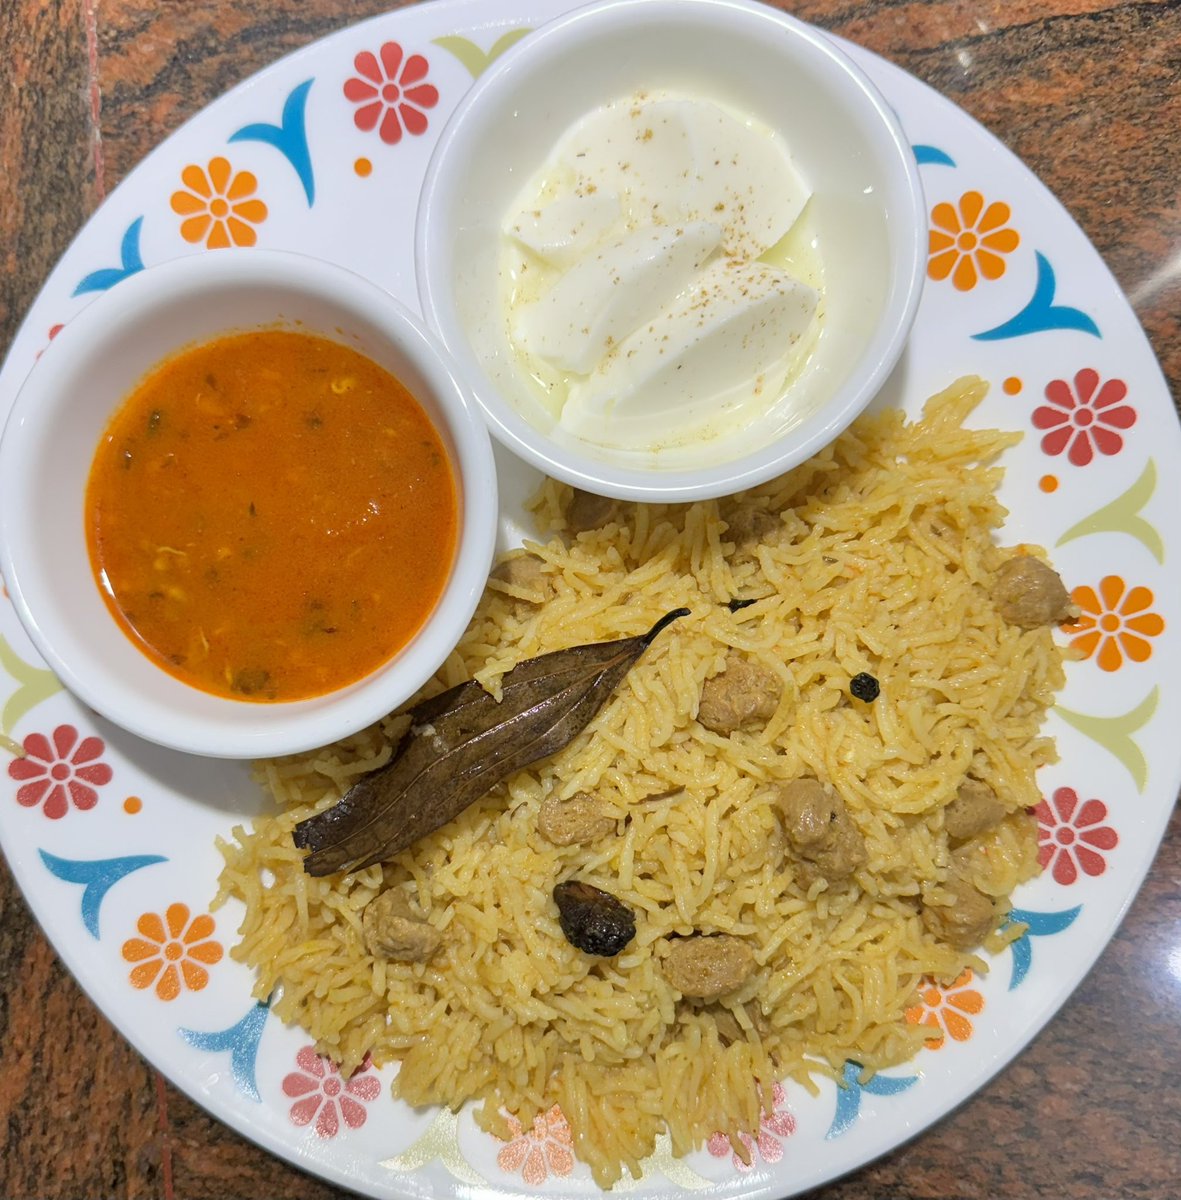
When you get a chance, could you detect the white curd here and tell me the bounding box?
[501,92,822,452]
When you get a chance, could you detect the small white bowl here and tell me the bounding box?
[416,0,925,501]
[0,251,498,759]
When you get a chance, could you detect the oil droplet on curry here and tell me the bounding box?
[85,330,458,702]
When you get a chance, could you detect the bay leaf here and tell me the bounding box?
[293,607,690,876]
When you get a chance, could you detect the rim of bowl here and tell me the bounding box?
[415,0,926,502]
[0,249,498,759]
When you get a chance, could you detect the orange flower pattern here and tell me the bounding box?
[928,191,1020,290]
[170,157,268,249]
[122,902,223,1000]
[905,969,983,1048]
[496,1105,575,1185]
[1066,576,1165,671]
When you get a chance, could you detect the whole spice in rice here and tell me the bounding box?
[553,880,637,957]
[293,608,690,874]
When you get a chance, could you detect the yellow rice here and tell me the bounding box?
[215,377,1063,1185]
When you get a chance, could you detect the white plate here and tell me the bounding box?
[1,0,1178,1196]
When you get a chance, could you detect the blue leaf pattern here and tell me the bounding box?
[973,252,1101,340]
[827,1060,918,1139]
[179,999,271,1102]
[230,79,316,205]
[39,849,168,938]
[1004,906,1083,990]
[1012,906,1084,936]
[1009,935,1033,990]
[72,216,146,296]
[914,144,956,167]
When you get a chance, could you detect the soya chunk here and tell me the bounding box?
[921,873,996,950]
[992,556,1072,628]
[661,934,757,1001]
[362,888,441,962]
[565,488,618,534]
[724,505,779,552]
[944,778,1006,841]
[697,653,781,734]
[776,777,866,881]
[538,790,617,846]
[491,553,548,593]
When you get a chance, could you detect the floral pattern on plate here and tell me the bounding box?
[497,1107,576,1185]
[1066,576,1165,671]
[170,157,269,249]
[345,41,441,144]
[121,902,224,1000]
[282,1048,383,1137]
[927,190,1020,291]
[1034,787,1120,885]
[706,1082,796,1171]
[8,724,113,819]
[905,969,985,1048]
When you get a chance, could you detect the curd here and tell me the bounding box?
[501,92,822,451]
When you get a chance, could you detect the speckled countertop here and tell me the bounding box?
[1,1,1179,1197]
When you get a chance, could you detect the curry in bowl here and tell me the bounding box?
[86,329,458,702]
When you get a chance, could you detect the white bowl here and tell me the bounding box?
[415,0,925,501]
[0,251,498,759]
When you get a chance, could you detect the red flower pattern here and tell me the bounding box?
[706,1082,796,1170]
[344,42,439,145]
[1034,787,1118,885]
[282,1048,382,1137]
[1032,369,1136,465]
[496,1105,575,1184]
[8,725,113,818]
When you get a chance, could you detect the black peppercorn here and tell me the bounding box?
[850,672,880,702]
[553,880,636,957]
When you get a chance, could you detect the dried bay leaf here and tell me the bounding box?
[293,607,690,875]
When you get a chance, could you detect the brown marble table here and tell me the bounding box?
[1,1,1179,1197]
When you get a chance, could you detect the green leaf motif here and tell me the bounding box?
[0,634,62,743]
[378,1107,487,1185]
[432,28,531,78]
[1056,459,1164,564]
[614,1131,710,1190]
[1055,686,1158,792]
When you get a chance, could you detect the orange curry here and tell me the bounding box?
[85,330,458,702]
